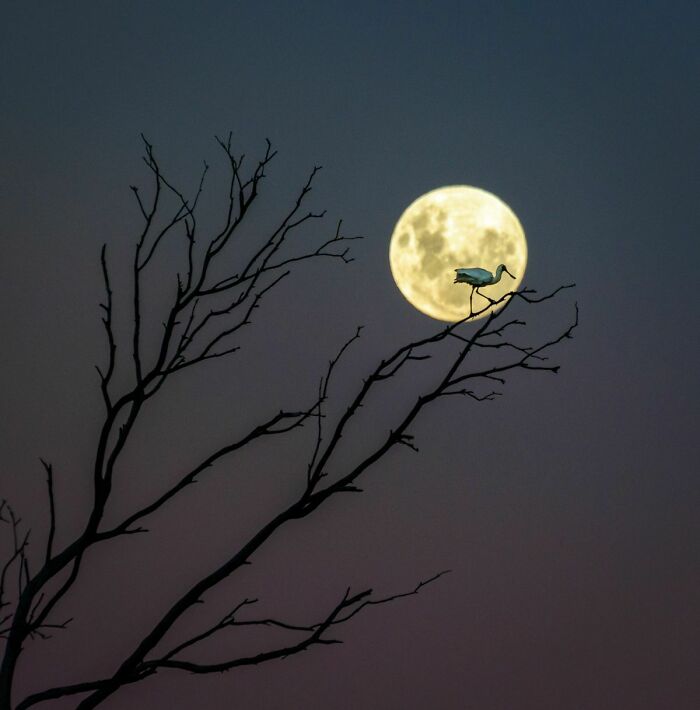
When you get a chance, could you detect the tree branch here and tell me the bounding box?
[144,571,448,676]
[100,405,317,539]
[307,326,364,482]
[0,503,31,612]
[95,245,116,411]
[16,671,152,710]
[39,460,56,566]
[301,285,578,512]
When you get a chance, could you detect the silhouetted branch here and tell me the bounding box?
[16,672,152,710]
[159,598,260,662]
[331,570,451,624]
[101,405,318,539]
[204,136,277,263]
[440,388,502,401]
[166,270,291,376]
[446,301,578,391]
[138,159,209,272]
[39,460,55,566]
[95,245,116,411]
[299,285,578,515]
[26,617,73,641]
[216,164,324,293]
[27,555,81,635]
[515,283,576,303]
[307,325,364,482]
[144,572,448,676]
[0,504,30,606]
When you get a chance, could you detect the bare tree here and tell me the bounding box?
[0,136,577,709]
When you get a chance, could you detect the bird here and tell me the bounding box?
[454,264,516,313]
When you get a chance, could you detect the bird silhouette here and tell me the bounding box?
[454,264,516,313]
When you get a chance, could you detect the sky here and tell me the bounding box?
[1,1,699,708]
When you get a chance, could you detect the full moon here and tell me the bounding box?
[389,186,528,322]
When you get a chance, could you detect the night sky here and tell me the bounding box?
[1,2,699,709]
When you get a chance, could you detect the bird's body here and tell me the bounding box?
[454,264,515,312]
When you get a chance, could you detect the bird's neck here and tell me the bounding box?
[493,265,504,283]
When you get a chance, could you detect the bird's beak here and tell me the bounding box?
[505,268,516,279]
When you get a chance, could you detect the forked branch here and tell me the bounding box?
[143,570,450,676]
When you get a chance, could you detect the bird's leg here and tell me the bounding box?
[469,286,475,315]
[477,288,495,305]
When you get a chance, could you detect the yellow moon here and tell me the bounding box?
[389,186,528,322]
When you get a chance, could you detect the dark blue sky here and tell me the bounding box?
[1,2,698,708]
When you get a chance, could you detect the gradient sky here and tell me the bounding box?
[1,2,699,708]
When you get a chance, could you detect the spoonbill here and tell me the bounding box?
[454,264,516,312]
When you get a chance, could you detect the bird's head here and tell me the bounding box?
[498,264,516,279]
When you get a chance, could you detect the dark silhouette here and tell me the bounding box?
[0,136,577,708]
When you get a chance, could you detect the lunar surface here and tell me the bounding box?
[389,186,528,322]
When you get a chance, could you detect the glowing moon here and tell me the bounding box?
[389,186,528,322]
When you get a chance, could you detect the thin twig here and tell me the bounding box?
[40,459,56,566]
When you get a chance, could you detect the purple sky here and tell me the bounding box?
[1,2,698,708]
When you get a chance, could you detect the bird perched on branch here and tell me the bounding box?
[454,264,516,313]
